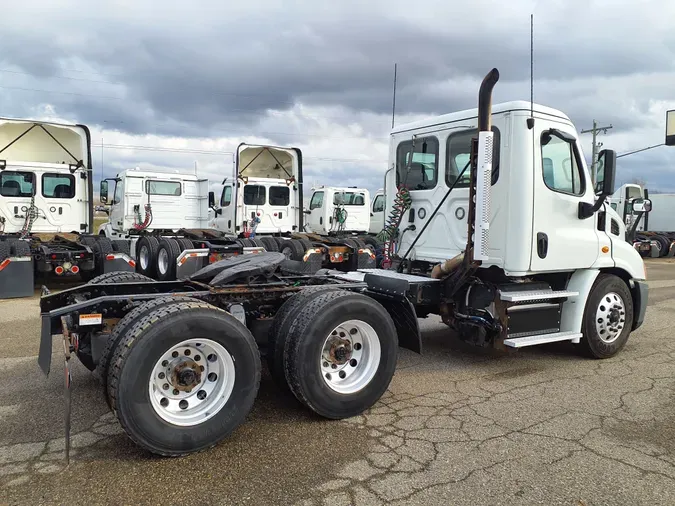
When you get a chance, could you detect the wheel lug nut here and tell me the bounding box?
[172,351,179,358]
[160,398,169,407]
[184,349,191,356]
[158,372,165,379]
[207,354,217,362]
[179,400,188,410]
[354,343,362,351]
[197,390,207,400]
[194,355,201,362]
[339,332,346,337]
[325,373,331,380]
[350,328,357,335]
[350,359,357,367]
[162,360,168,367]
[200,365,205,371]
[208,372,217,382]
[173,389,179,395]
[331,364,337,369]
[162,383,169,390]
[339,371,346,379]
[323,361,329,367]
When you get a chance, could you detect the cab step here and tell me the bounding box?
[503,331,583,348]
[499,289,578,302]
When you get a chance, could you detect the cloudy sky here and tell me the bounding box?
[1,0,674,197]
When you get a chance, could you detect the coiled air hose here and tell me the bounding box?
[376,186,411,267]
[19,194,39,239]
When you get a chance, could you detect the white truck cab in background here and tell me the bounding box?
[369,189,385,234]
[306,186,371,235]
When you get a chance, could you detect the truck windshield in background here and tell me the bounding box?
[244,185,266,205]
[333,192,365,205]
[146,180,181,196]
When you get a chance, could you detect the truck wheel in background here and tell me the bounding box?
[654,235,670,257]
[92,237,114,271]
[273,237,288,250]
[136,236,160,278]
[267,287,338,391]
[79,236,97,247]
[579,274,634,359]
[259,236,279,252]
[87,271,155,285]
[360,236,380,249]
[0,241,10,261]
[298,238,313,252]
[283,290,398,419]
[279,239,305,261]
[111,239,130,255]
[107,300,261,456]
[156,238,182,281]
[250,238,266,249]
[345,238,366,250]
[10,240,31,257]
[177,238,194,251]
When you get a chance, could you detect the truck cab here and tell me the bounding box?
[209,144,301,236]
[369,189,385,234]
[306,186,371,235]
[99,169,210,237]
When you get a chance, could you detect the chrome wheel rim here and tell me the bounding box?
[149,338,235,426]
[595,292,626,344]
[320,319,381,394]
[139,245,150,270]
[158,248,169,275]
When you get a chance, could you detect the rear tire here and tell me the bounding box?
[579,274,634,359]
[259,236,279,252]
[250,238,266,249]
[136,236,160,278]
[267,287,338,391]
[177,238,194,251]
[283,290,398,419]
[92,237,114,273]
[87,271,154,285]
[279,239,305,261]
[298,238,313,252]
[156,238,181,281]
[655,235,670,257]
[107,300,261,456]
[111,239,130,255]
[10,240,31,257]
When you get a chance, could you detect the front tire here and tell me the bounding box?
[107,300,261,456]
[579,274,634,359]
[283,290,398,419]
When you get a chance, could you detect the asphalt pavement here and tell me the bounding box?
[2,260,675,505]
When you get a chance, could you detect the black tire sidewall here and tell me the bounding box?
[582,275,634,358]
[115,310,260,455]
[287,295,398,419]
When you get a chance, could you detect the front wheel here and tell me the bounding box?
[107,300,261,456]
[579,274,634,359]
[284,290,398,419]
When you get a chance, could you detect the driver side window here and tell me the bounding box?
[541,131,585,196]
[395,136,439,190]
[310,191,324,210]
[113,179,123,205]
[220,186,232,207]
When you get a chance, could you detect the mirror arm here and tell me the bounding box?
[578,195,608,219]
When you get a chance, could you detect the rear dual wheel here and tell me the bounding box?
[270,289,398,419]
[107,299,260,456]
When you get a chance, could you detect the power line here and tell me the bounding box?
[617,143,665,158]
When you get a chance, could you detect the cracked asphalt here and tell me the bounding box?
[2,260,675,505]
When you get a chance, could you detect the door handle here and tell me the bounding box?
[537,232,548,259]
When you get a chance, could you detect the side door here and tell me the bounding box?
[211,185,234,233]
[108,177,125,230]
[530,126,600,271]
[268,185,293,231]
[307,191,325,233]
[370,193,385,234]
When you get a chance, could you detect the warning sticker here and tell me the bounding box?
[79,314,103,326]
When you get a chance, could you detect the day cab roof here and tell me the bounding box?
[390,101,572,135]
[115,168,203,182]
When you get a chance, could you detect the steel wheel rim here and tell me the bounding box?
[158,248,169,275]
[320,319,381,394]
[281,245,293,260]
[139,245,150,270]
[148,338,236,426]
[595,291,626,344]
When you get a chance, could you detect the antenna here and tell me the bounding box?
[391,63,398,129]
[527,14,535,130]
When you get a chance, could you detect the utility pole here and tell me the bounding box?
[581,120,613,184]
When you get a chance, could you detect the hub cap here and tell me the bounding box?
[595,292,626,344]
[149,338,235,426]
[158,248,169,275]
[320,319,381,394]
[139,245,150,270]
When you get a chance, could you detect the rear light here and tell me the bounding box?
[256,212,261,216]
[51,254,57,260]
[80,253,85,258]
[274,213,278,217]
[128,259,136,268]
[71,265,80,274]
[106,254,115,260]
[54,266,64,275]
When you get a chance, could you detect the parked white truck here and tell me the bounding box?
[0,117,132,298]
[39,68,648,460]
[208,143,378,269]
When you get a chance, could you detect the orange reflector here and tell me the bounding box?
[601,246,609,253]
[0,258,10,272]
[106,254,115,260]
[128,259,136,267]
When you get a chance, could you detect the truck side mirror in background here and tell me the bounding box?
[594,149,616,196]
[208,191,216,208]
[100,180,108,204]
[632,198,652,214]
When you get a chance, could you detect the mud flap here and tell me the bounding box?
[376,297,422,354]
[176,249,210,279]
[0,256,33,298]
[357,248,377,269]
[101,253,136,273]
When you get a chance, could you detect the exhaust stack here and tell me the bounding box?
[432,68,499,279]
